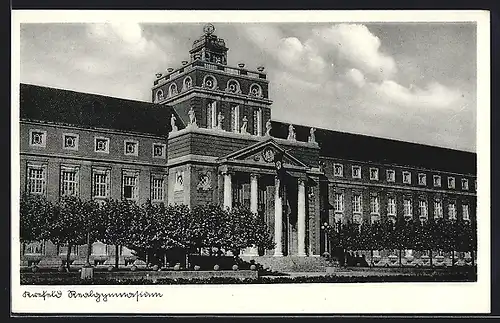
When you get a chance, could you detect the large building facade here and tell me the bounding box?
[19,25,477,267]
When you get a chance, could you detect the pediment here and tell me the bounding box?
[221,139,308,169]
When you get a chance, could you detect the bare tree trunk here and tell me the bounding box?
[115,245,120,269]
[85,233,92,267]
[399,249,402,267]
[451,250,455,267]
[66,243,72,272]
[370,249,374,267]
[471,249,475,267]
[429,249,433,267]
[164,253,167,268]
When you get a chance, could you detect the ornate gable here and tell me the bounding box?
[220,139,308,169]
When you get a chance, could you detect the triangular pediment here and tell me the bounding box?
[221,138,308,169]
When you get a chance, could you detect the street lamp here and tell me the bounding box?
[321,222,329,254]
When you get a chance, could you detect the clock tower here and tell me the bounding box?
[151,23,272,135]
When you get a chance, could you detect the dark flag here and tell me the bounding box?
[274,150,285,198]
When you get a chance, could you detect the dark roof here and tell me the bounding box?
[20,83,182,136]
[271,121,476,175]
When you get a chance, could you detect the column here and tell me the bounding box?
[274,176,283,257]
[297,178,306,256]
[223,171,232,210]
[250,173,259,214]
[245,173,259,256]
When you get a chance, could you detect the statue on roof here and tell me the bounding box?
[170,114,178,133]
[308,127,316,143]
[188,107,197,127]
[265,119,272,137]
[241,116,248,134]
[287,124,296,141]
[203,23,215,36]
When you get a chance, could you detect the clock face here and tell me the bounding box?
[262,147,275,163]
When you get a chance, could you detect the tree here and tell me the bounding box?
[101,199,138,269]
[49,197,102,271]
[20,193,53,250]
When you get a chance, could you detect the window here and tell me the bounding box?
[333,164,343,177]
[334,192,344,213]
[418,173,427,186]
[370,195,380,214]
[352,166,361,179]
[168,83,178,97]
[62,133,79,151]
[433,175,441,187]
[207,101,217,129]
[152,143,166,158]
[122,171,139,200]
[419,200,428,219]
[27,164,47,195]
[462,204,470,221]
[155,89,164,102]
[386,169,395,182]
[353,194,362,214]
[369,168,379,181]
[94,137,110,153]
[253,108,262,136]
[92,168,110,199]
[226,79,241,93]
[448,202,457,220]
[25,241,44,255]
[403,198,412,218]
[29,129,47,148]
[231,105,240,133]
[203,75,217,89]
[448,176,455,189]
[124,140,138,156]
[461,179,469,190]
[387,197,396,216]
[182,76,193,91]
[151,176,165,202]
[60,166,79,197]
[249,83,263,97]
[434,200,443,219]
[402,171,411,184]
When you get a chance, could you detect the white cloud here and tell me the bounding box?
[313,24,397,80]
[370,80,464,110]
[345,68,366,88]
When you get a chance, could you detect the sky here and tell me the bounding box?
[20,22,477,152]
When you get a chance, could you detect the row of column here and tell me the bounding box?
[222,171,307,257]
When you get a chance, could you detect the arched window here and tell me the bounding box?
[155,89,164,102]
[183,76,193,91]
[226,79,241,94]
[202,75,217,90]
[169,83,178,97]
[249,83,263,97]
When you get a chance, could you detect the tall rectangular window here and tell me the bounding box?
[419,200,428,219]
[333,164,343,177]
[370,195,380,214]
[448,202,457,220]
[122,171,139,200]
[92,168,110,199]
[60,166,79,197]
[253,108,262,136]
[462,204,470,220]
[231,105,240,133]
[369,168,379,180]
[353,194,362,214]
[27,164,47,195]
[448,176,455,189]
[461,179,469,190]
[151,176,165,202]
[386,169,395,182]
[403,198,412,218]
[334,192,344,213]
[387,197,396,216]
[434,200,443,219]
[207,101,217,129]
[402,171,411,184]
[352,166,361,179]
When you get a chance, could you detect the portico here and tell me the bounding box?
[218,140,312,257]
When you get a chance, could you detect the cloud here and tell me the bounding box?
[86,23,162,58]
[345,68,366,88]
[313,24,397,80]
[370,80,464,110]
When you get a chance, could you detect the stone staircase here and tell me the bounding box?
[240,255,329,273]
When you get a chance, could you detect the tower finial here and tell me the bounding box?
[203,23,215,35]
